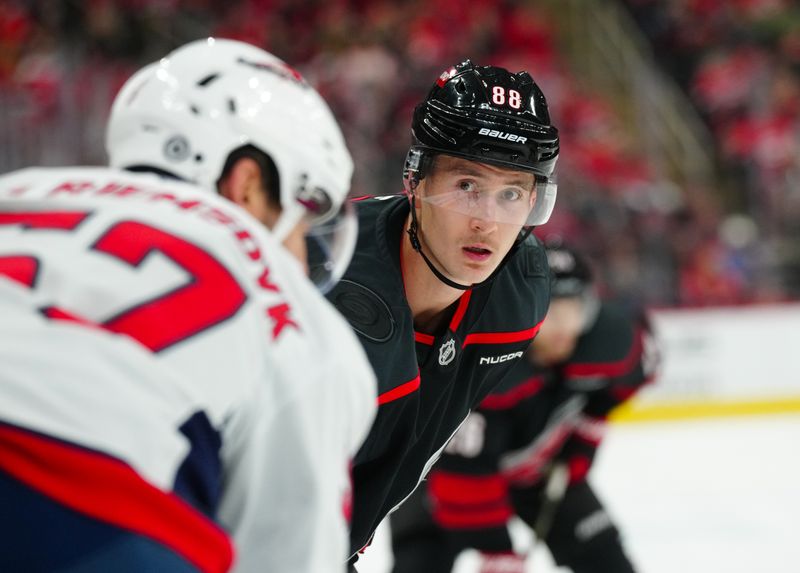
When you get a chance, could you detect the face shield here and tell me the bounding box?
[304,198,358,294]
[418,171,557,228]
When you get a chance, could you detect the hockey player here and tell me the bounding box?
[324,60,560,566]
[0,39,376,573]
[389,244,659,573]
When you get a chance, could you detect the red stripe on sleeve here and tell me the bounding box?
[433,505,513,529]
[429,471,508,505]
[479,375,545,410]
[564,327,643,378]
[377,374,421,405]
[573,415,606,445]
[429,471,512,529]
[611,385,638,401]
[462,320,543,347]
[0,424,233,573]
[568,454,592,484]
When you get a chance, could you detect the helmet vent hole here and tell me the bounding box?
[196,73,220,87]
[455,79,467,94]
[228,98,237,114]
[194,153,204,162]
[190,104,201,115]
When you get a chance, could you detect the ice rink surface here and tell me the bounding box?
[356,413,800,573]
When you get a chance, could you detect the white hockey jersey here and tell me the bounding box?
[0,167,377,573]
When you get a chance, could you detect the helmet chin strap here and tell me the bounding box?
[406,193,533,291]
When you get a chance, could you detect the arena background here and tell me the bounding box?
[2,1,799,571]
[3,0,800,308]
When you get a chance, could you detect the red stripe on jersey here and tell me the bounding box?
[429,471,512,528]
[377,374,421,405]
[433,504,513,529]
[414,332,435,345]
[501,422,573,486]
[0,424,233,573]
[610,385,638,401]
[567,454,592,484]
[462,320,543,348]
[448,289,473,332]
[0,211,89,229]
[479,375,545,410]
[573,415,606,445]
[0,255,39,287]
[42,306,102,329]
[429,471,508,505]
[564,327,643,378]
[342,461,353,524]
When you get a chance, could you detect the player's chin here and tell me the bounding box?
[454,261,497,285]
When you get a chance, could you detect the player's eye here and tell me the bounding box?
[458,180,477,194]
[498,188,522,202]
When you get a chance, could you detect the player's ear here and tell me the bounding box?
[218,156,259,206]
[218,157,280,228]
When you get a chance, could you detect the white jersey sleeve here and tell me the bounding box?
[0,167,376,572]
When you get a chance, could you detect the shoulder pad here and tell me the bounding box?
[328,279,395,343]
[517,235,549,278]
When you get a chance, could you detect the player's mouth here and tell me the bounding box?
[462,244,493,262]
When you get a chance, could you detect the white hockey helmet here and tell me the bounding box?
[106,38,356,291]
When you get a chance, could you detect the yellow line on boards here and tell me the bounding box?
[609,397,800,423]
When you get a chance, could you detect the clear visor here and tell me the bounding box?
[306,199,358,294]
[419,174,557,227]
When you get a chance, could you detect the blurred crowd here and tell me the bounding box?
[625,0,800,301]
[0,0,797,308]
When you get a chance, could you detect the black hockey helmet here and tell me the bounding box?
[404,60,559,226]
[546,244,594,298]
[544,242,600,331]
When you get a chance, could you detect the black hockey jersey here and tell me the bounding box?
[327,196,551,555]
[423,303,657,549]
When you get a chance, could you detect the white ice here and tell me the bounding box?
[355,414,800,573]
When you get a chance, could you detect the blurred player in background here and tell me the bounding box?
[0,38,375,573]
[390,243,659,573]
[323,60,559,569]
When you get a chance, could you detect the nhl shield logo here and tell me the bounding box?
[438,338,456,366]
